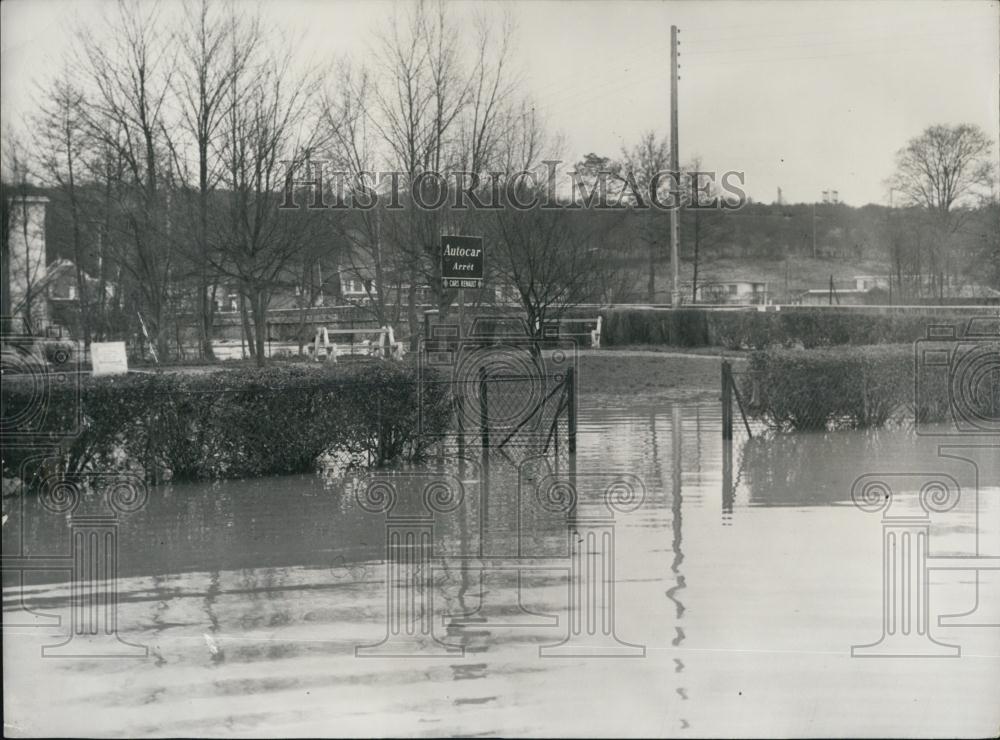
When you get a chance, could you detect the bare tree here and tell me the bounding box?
[173,0,262,359]
[981,190,1000,290]
[2,130,46,329]
[368,0,472,344]
[892,124,994,218]
[483,106,610,336]
[34,71,94,345]
[457,8,518,175]
[498,99,552,175]
[75,0,178,359]
[83,130,129,340]
[488,186,614,338]
[681,156,729,304]
[620,132,670,302]
[214,37,319,366]
[890,124,994,296]
[321,63,399,328]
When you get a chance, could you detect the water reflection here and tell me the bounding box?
[666,405,689,731]
[737,425,997,509]
[4,399,997,737]
[5,474,388,583]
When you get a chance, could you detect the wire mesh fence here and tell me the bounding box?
[423,368,574,456]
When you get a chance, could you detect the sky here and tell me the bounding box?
[2,0,998,206]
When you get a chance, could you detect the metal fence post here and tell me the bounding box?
[567,366,577,453]
[479,367,489,448]
[722,360,733,441]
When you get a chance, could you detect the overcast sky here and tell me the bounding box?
[2,0,998,206]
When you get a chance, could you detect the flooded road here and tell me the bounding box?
[4,397,999,737]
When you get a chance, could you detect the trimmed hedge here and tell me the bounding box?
[600,307,990,350]
[1,360,452,486]
[600,308,711,347]
[741,345,914,430]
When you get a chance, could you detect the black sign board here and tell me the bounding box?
[441,235,484,289]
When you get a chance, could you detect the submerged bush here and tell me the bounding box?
[1,360,452,486]
[742,345,913,430]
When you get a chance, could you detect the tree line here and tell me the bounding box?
[1,0,996,366]
[2,0,644,363]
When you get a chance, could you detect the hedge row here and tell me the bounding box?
[600,307,989,349]
[741,345,913,430]
[1,360,453,486]
[740,337,1000,431]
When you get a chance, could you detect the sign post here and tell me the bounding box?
[459,288,464,341]
[441,235,484,337]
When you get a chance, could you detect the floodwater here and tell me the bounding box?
[3,396,999,737]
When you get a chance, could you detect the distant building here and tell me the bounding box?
[341,276,373,300]
[694,280,770,305]
[794,275,1000,306]
[795,288,869,306]
[43,258,113,337]
[853,275,890,292]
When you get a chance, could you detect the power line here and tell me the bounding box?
[683,39,994,70]
[682,28,977,57]
[532,38,989,119]
[526,36,668,101]
[679,11,997,38]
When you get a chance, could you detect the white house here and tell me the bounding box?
[694,280,770,305]
[854,275,890,292]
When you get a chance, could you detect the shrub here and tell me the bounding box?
[707,311,777,349]
[600,307,987,350]
[1,360,452,486]
[602,307,710,346]
[741,344,913,430]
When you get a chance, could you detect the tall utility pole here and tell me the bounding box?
[669,24,681,307]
